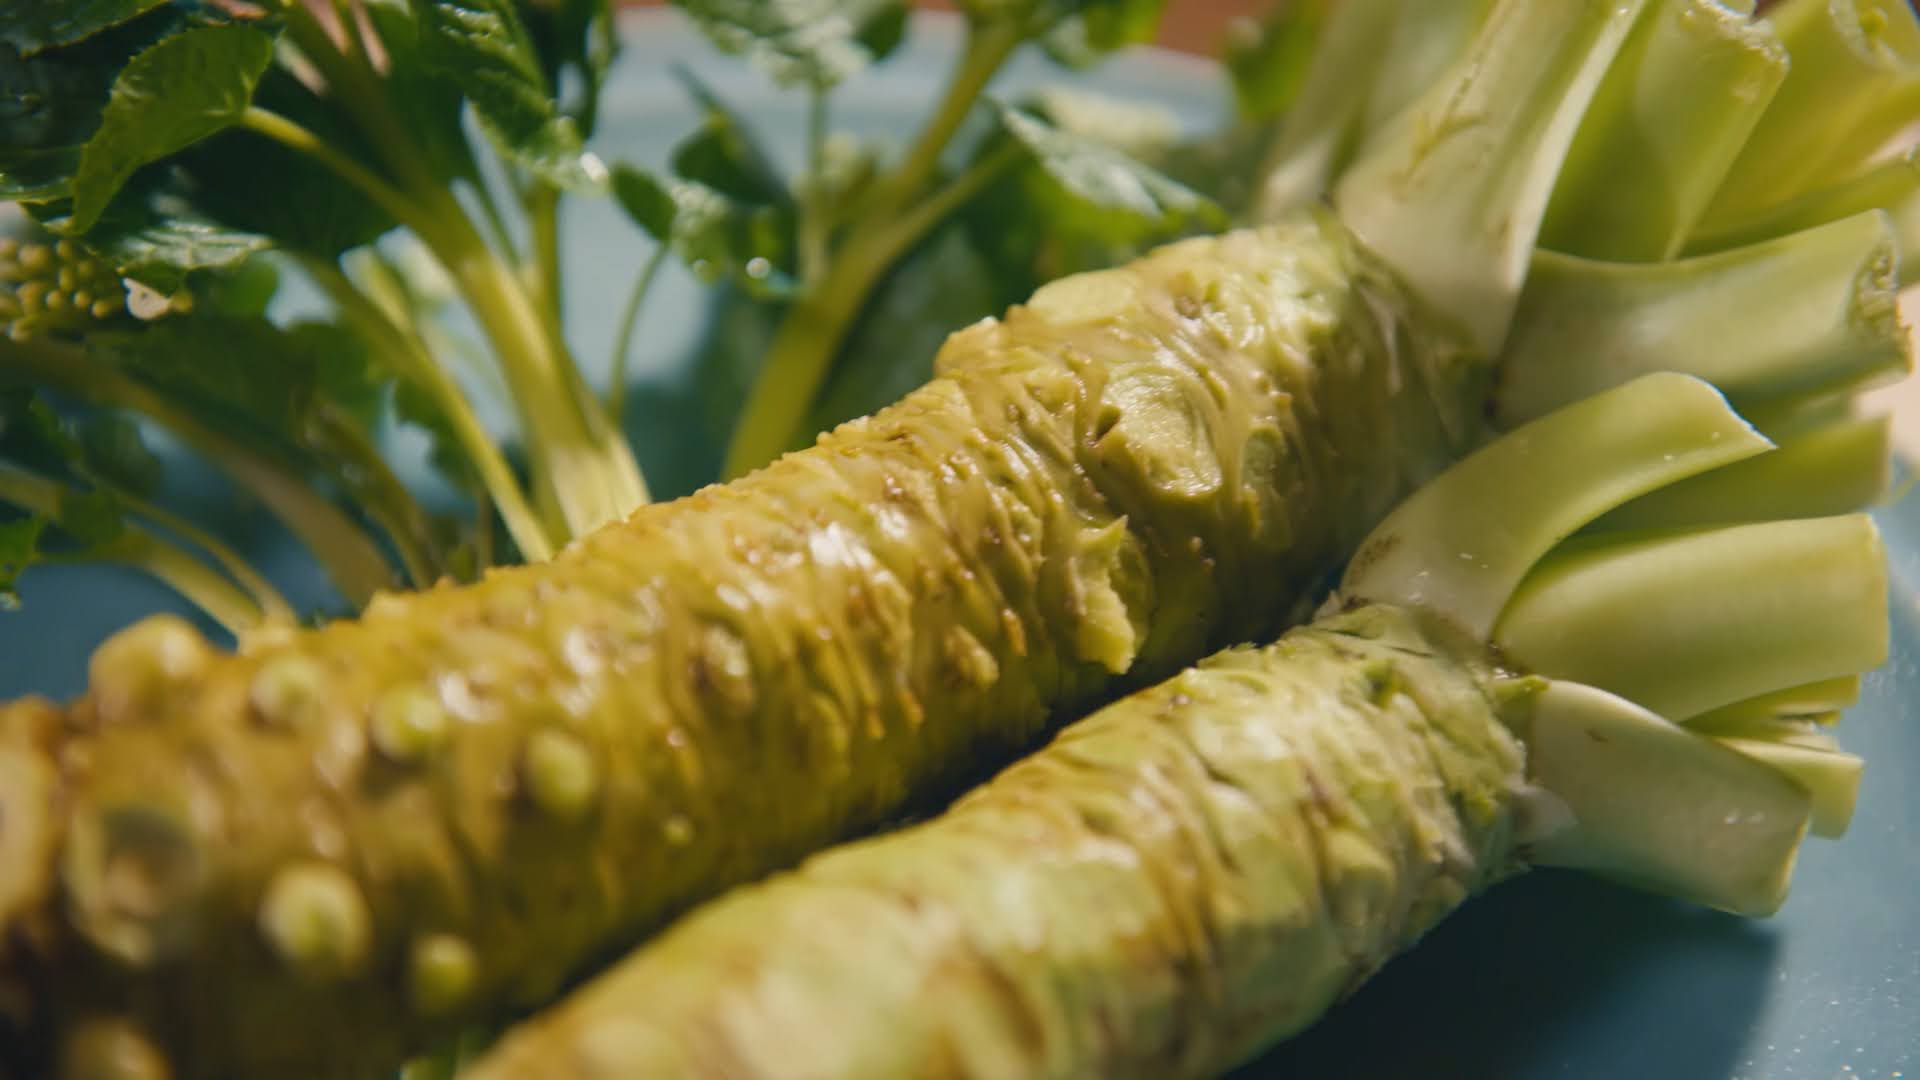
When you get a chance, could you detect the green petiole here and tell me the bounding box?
[720,20,1027,478]
[1495,514,1889,721]
[0,336,394,606]
[1538,0,1788,262]
[0,464,268,636]
[300,257,558,563]
[1495,210,1908,424]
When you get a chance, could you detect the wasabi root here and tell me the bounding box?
[468,374,1890,1079]
[3,0,1918,1074]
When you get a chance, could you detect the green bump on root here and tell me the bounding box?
[58,1016,170,1080]
[410,933,480,1016]
[524,730,598,822]
[248,654,332,730]
[62,803,202,968]
[371,687,451,764]
[258,862,372,982]
[87,616,213,727]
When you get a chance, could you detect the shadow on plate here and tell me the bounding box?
[1232,870,1780,1079]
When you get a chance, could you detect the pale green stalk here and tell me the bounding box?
[1699,0,1920,227]
[1538,0,1788,261]
[1495,211,1907,425]
[1341,371,1770,640]
[0,464,266,636]
[1333,0,1651,354]
[1494,515,1888,721]
[1592,415,1893,530]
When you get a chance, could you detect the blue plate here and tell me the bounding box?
[4,11,1916,1078]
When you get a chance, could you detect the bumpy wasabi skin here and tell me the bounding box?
[0,218,1480,1077]
[468,606,1527,1079]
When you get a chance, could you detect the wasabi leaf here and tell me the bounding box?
[0,515,45,610]
[672,0,908,89]
[177,70,397,258]
[1224,0,1330,119]
[1041,0,1167,67]
[0,8,186,203]
[994,104,1224,234]
[521,0,618,136]
[669,69,790,207]
[68,23,276,233]
[363,0,479,184]
[77,411,161,495]
[29,175,273,292]
[411,0,599,188]
[612,164,795,298]
[0,0,171,55]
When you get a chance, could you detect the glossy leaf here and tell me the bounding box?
[672,0,909,89]
[0,0,171,55]
[410,0,598,188]
[68,23,276,232]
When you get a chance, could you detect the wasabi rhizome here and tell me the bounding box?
[1,0,1916,1075]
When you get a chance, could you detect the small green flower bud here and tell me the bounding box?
[258,862,372,982]
[18,243,51,273]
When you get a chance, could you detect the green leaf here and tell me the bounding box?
[55,486,126,546]
[176,69,398,258]
[78,411,162,495]
[68,23,276,233]
[967,101,1222,293]
[1041,0,1167,67]
[1224,0,1330,120]
[113,314,382,440]
[0,9,187,202]
[610,164,794,298]
[410,0,599,188]
[393,377,479,493]
[0,146,81,203]
[1,0,172,55]
[669,68,790,206]
[520,0,618,136]
[671,0,909,89]
[0,515,46,610]
[0,389,80,474]
[611,163,678,238]
[30,175,274,293]
[958,98,1218,305]
[994,104,1224,234]
[362,0,478,184]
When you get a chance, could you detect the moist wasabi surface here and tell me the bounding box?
[468,605,1528,1080]
[0,218,1480,1077]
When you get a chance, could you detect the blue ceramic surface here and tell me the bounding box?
[3,12,1914,1077]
